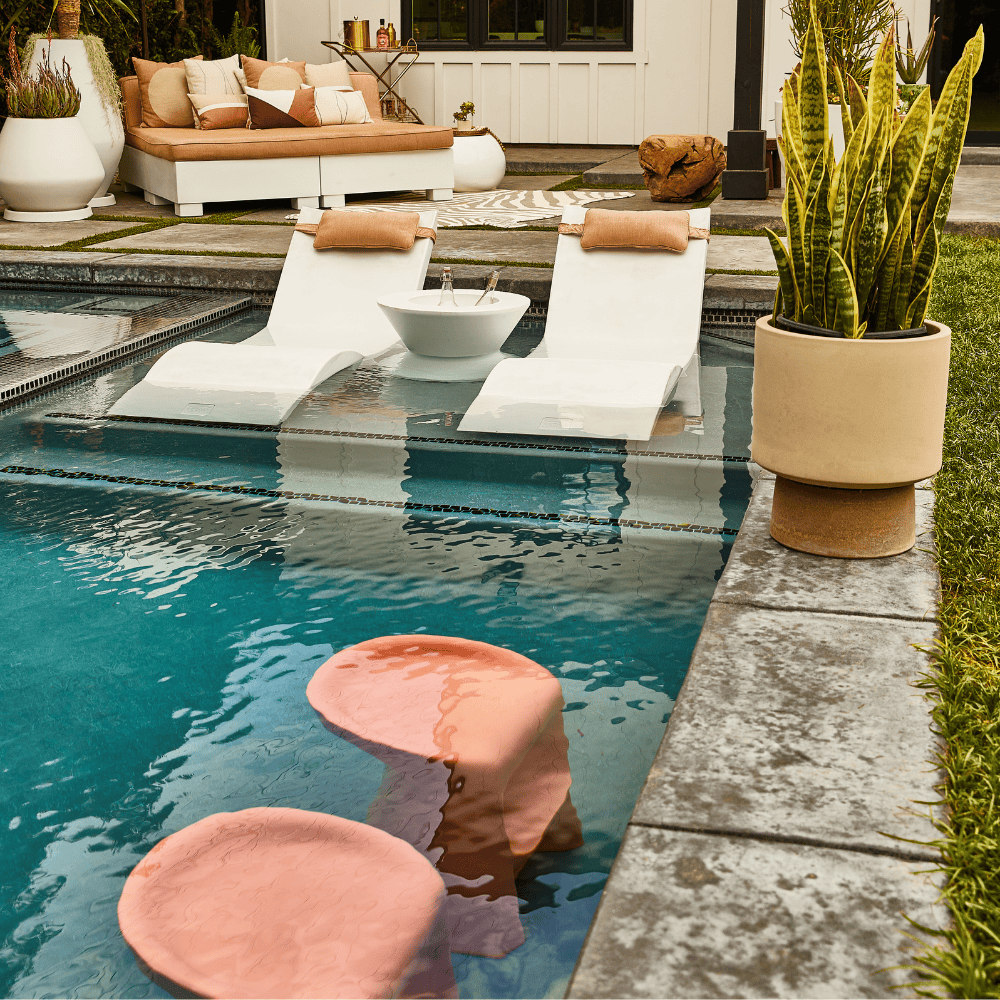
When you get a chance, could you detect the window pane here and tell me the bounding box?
[412,0,440,41]
[488,0,515,40]
[411,0,468,42]
[566,0,594,40]
[518,0,545,40]
[487,0,544,42]
[595,0,624,40]
[441,0,468,40]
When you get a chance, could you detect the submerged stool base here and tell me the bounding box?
[770,476,916,558]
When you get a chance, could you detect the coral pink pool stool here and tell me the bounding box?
[117,807,457,1000]
[306,635,584,958]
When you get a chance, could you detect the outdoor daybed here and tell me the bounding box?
[117,73,454,217]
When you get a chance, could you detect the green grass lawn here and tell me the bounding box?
[911,235,1000,998]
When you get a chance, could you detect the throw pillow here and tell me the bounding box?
[245,86,320,128]
[184,54,242,96]
[189,92,249,130]
[314,87,373,125]
[305,60,352,89]
[242,55,307,91]
[133,55,203,128]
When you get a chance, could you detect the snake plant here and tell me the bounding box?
[767,4,984,337]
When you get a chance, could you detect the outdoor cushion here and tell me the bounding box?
[124,119,454,161]
[314,87,373,125]
[189,92,248,130]
[295,209,435,250]
[242,54,306,90]
[558,208,711,251]
[246,86,320,128]
[305,60,352,89]
[183,53,242,95]
[133,55,203,128]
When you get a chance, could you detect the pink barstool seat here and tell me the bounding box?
[307,636,584,958]
[118,808,457,999]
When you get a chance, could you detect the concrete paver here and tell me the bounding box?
[0,219,148,247]
[708,234,776,271]
[90,223,292,255]
[946,164,1000,233]
[567,827,944,999]
[713,479,939,619]
[583,150,645,187]
[433,229,557,263]
[504,143,633,173]
[497,174,576,190]
[632,602,940,855]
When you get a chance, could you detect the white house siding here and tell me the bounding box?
[265,0,932,145]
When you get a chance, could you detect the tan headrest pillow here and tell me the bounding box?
[295,210,436,250]
[559,209,711,251]
[242,55,307,91]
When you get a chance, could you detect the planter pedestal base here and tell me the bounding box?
[4,207,93,223]
[770,476,915,558]
[89,194,116,208]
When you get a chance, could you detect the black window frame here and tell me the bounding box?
[401,0,633,52]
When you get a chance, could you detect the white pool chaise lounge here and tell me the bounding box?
[458,205,710,441]
[109,207,438,425]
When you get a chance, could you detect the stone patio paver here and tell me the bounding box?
[583,149,644,187]
[504,143,633,174]
[90,223,293,255]
[568,827,944,999]
[0,219,149,247]
[497,174,576,190]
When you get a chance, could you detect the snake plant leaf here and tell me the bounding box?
[807,158,833,317]
[780,88,805,186]
[831,63,854,148]
[885,87,931,241]
[847,74,868,132]
[828,248,860,337]
[766,229,798,319]
[870,221,904,331]
[893,227,915,329]
[799,9,828,169]
[787,177,810,309]
[867,25,897,122]
[828,155,848,253]
[853,151,891,310]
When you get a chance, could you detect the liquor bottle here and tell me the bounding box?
[376,19,389,50]
[438,267,457,307]
[387,22,397,47]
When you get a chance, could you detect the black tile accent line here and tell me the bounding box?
[0,296,252,408]
[0,464,739,536]
[44,413,752,464]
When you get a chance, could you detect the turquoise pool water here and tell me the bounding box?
[0,298,754,999]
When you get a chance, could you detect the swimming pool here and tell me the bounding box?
[0,294,754,999]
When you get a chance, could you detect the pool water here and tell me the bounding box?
[0,295,754,1000]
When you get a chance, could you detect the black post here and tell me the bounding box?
[140,0,149,58]
[721,0,768,200]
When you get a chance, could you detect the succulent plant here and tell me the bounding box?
[767,2,984,337]
[1,28,81,118]
[896,15,937,85]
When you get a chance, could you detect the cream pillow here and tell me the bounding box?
[305,60,352,89]
[314,87,373,125]
[189,92,248,129]
[184,54,242,95]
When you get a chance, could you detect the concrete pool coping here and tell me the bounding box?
[0,254,945,998]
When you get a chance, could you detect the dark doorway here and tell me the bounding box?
[931,0,1000,143]
[210,0,265,52]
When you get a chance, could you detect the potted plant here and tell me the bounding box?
[752,4,983,558]
[450,100,506,192]
[22,0,135,207]
[896,15,937,113]
[0,30,105,221]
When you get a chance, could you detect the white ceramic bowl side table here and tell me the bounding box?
[29,39,125,208]
[452,131,507,193]
[377,289,530,381]
[0,117,104,221]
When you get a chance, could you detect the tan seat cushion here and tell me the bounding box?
[125,120,454,161]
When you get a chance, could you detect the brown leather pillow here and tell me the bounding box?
[133,55,203,128]
[579,209,693,252]
[241,55,307,91]
[297,210,425,250]
[245,87,320,129]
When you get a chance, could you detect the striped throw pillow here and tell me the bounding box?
[189,92,248,130]
[313,87,373,126]
[184,54,243,96]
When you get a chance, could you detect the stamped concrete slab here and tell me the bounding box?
[0,219,148,248]
[945,164,1000,235]
[89,223,291,255]
[632,602,941,855]
[505,144,634,173]
[713,478,939,620]
[567,826,944,999]
[709,234,777,272]
[433,229,558,264]
[583,150,645,187]
[498,174,576,190]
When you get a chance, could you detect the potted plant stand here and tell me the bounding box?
[27,37,124,208]
[751,317,951,557]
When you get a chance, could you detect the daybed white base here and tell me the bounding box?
[119,145,454,218]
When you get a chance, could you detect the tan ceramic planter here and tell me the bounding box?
[751,317,951,488]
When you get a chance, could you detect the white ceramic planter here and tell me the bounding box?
[452,132,506,193]
[0,116,104,221]
[29,39,125,207]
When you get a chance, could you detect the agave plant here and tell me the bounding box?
[1,28,81,117]
[767,4,984,337]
